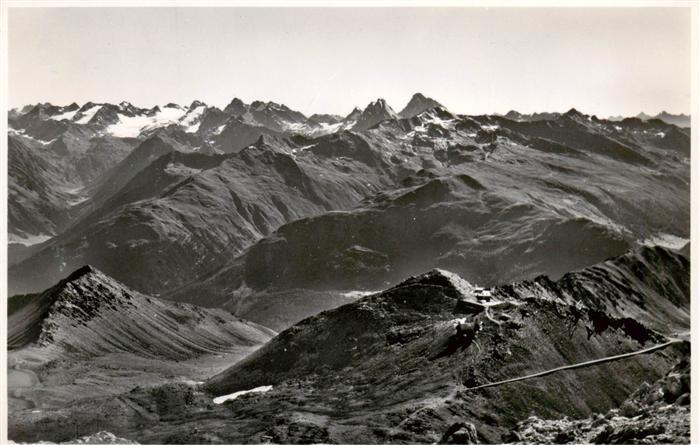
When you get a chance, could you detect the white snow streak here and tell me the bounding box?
[213,385,273,404]
[74,105,102,124]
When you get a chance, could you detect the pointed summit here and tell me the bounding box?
[8,266,273,358]
[344,107,362,122]
[352,98,399,131]
[504,110,524,121]
[399,93,444,118]
[224,97,248,116]
[189,100,206,109]
[563,108,588,121]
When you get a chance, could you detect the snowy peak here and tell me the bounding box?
[242,100,308,132]
[399,92,444,118]
[352,98,400,131]
[179,103,208,133]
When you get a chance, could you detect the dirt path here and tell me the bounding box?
[465,338,684,391]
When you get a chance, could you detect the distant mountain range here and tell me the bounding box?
[608,111,690,127]
[8,94,690,302]
[6,91,690,444]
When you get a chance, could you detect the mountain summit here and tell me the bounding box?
[352,98,400,131]
[399,92,444,118]
[8,265,274,359]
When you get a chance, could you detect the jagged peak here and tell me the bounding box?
[368,98,391,109]
[189,100,206,109]
[63,265,98,282]
[227,97,246,106]
[564,107,584,117]
[40,265,115,305]
[399,93,444,118]
[360,98,399,118]
[415,105,454,120]
[344,107,362,121]
[78,102,99,111]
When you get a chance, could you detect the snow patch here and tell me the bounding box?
[9,233,53,246]
[213,123,226,135]
[640,234,689,250]
[213,385,273,404]
[105,107,189,137]
[74,105,102,124]
[339,290,376,299]
[180,106,206,133]
[480,124,499,132]
[50,109,79,121]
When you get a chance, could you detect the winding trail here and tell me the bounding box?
[465,338,684,391]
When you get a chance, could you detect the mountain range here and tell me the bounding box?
[7,246,690,443]
[6,92,691,444]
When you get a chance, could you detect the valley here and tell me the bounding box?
[6,93,691,444]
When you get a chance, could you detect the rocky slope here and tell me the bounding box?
[8,133,395,295]
[8,265,274,359]
[200,246,688,444]
[399,92,444,118]
[163,110,689,323]
[8,247,687,443]
[7,266,275,443]
[9,96,690,320]
[504,358,690,444]
[8,136,79,244]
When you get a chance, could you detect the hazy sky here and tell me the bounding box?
[8,7,692,116]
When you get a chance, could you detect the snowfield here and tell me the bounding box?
[106,106,188,137]
[74,105,102,124]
